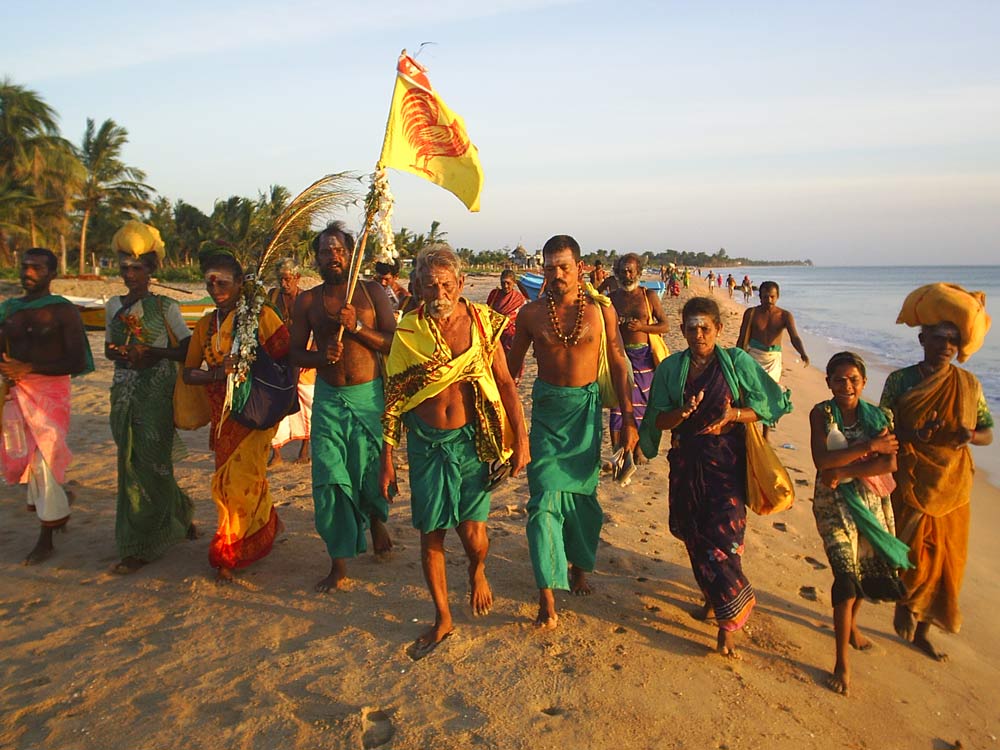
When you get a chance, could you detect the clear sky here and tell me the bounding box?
[5,0,999,264]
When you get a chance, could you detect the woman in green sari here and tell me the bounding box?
[104,221,195,573]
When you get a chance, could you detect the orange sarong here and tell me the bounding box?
[890,364,979,632]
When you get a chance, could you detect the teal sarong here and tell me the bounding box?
[526,380,604,590]
[311,378,388,558]
[404,412,490,533]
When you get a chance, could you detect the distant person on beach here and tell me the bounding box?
[268,258,314,466]
[104,221,195,574]
[597,258,619,295]
[183,245,288,582]
[380,244,529,657]
[608,253,670,463]
[374,257,410,320]
[741,275,752,303]
[589,260,609,290]
[810,351,906,695]
[487,269,528,382]
[706,271,715,294]
[0,248,93,565]
[880,283,994,662]
[507,234,637,629]
[726,274,737,298]
[737,281,809,437]
[288,224,397,592]
[638,296,791,657]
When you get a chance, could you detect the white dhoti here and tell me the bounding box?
[272,380,315,448]
[749,346,783,383]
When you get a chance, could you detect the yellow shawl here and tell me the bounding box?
[892,364,980,518]
[382,300,512,462]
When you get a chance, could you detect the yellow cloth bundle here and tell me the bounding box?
[896,282,990,362]
[112,220,165,262]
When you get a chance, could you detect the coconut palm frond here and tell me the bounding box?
[256,171,359,277]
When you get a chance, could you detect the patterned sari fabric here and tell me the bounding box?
[106,295,194,560]
[640,346,792,631]
[186,305,289,570]
[881,364,994,632]
[609,344,655,433]
[667,362,755,631]
[812,400,906,604]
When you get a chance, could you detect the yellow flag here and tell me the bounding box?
[379,52,483,212]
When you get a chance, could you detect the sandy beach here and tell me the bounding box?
[1,273,998,750]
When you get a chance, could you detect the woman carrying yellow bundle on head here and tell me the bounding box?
[881,282,993,661]
[105,220,195,574]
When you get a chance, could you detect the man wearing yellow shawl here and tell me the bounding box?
[880,283,993,660]
[507,235,638,630]
[105,221,194,574]
[380,245,529,658]
[183,246,290,582]
[1,248,93,565]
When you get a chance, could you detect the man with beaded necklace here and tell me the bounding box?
[507,234,638,629]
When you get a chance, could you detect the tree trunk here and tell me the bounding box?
[30,214,37,247]
[59,234,68,275]
[79,209,90,276]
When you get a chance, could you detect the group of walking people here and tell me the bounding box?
[0,226,992,686]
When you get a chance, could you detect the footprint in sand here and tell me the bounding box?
[772,522,787,532]
[541,706,565,717]
[804,556,828,570]
[361,708,395,749]
[799,586,818,601]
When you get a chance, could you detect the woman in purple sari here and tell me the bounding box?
[639,297,792,656]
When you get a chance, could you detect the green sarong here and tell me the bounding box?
[404,412,490,533]
[526,379,604,590]
[108,298,192,560]
[311,378,388,558]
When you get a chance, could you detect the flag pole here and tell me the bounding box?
[334,51,406,344]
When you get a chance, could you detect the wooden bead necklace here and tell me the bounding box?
[546,287,586,347]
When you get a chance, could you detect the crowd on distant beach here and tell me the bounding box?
[0,222,992,692]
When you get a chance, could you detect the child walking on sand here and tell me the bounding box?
[808,351,911,695]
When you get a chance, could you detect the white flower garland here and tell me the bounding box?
[232,277,265,386]
[368,167,398,264]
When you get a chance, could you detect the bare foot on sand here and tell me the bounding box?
[469,566,492,616]
[315,558,347,593]
[535,589,559,629]
[215,567,234,583]
[23,528,55,566]
[186,523,200,540]
[692,601,716,621]
[370,518,393,557]
[850,629,873,651]
[570,566,592,595]
[410,621,454,660]
[826,666,850,696]
[894,604,916,642]
[913,623,948,662]
[112,557,147,575]
[294,442,310,464]
[268,449,283,467]
[716,629,740,659]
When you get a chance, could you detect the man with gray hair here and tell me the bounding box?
[379,244,529,658]
[268,257,313,464]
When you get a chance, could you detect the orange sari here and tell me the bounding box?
[186,305,289,569]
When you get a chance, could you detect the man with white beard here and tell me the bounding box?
[379,244,529,658]
[607,253,671,462]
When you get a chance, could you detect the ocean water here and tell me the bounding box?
[728,265,1000,483]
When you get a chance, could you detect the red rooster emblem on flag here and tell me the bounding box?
[401,89,471,177]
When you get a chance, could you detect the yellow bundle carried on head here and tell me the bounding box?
[112,220,165,262]
[896,282,991,362]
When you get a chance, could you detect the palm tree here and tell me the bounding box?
[0,79,81,264]
[75,117,153,274]
[427,219,447,245]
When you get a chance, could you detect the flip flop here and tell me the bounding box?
[408,631,454,661]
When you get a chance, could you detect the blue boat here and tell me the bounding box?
[518,273,665,301]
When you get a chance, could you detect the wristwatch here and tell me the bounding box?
[354,319,363,333]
